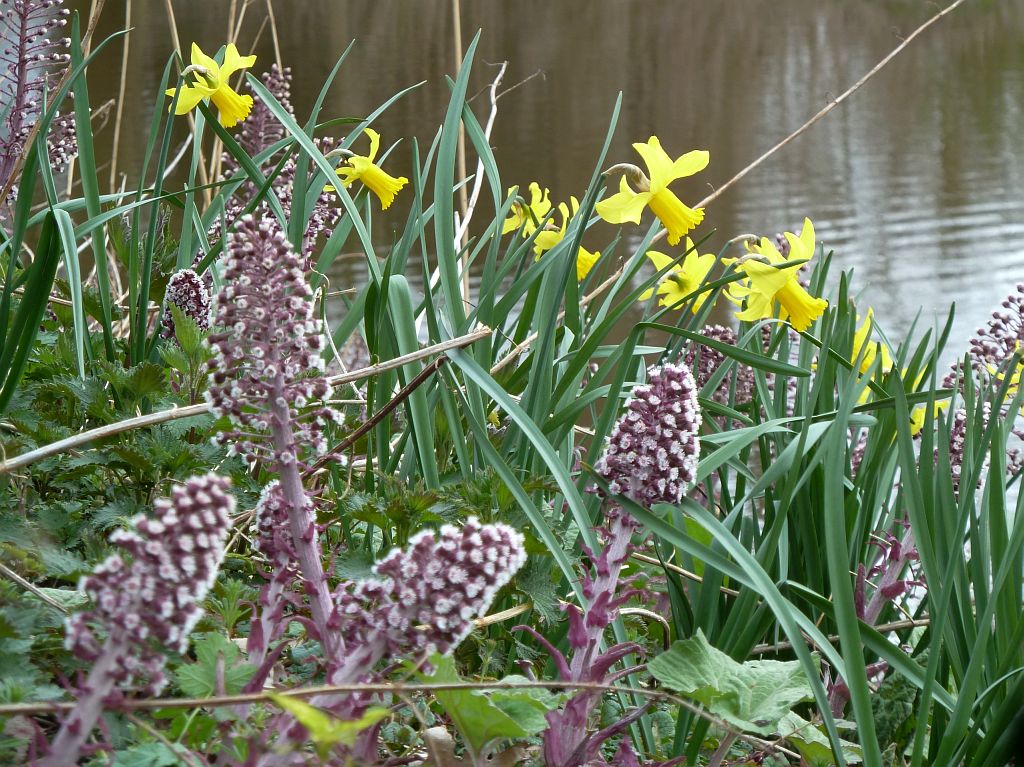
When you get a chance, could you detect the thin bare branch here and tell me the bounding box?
[0,327,492,474]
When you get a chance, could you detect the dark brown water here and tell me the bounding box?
[86,0,1024,348]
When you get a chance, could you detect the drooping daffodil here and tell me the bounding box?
[165,43,257,127]
[639,239,716,312]
[503,182,553,236]
[532,197,602,281]
[333,128,409,210]
[726,218,828,333]
[596,137,708,246]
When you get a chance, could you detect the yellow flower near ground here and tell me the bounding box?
[333,129,409,210]
[503,183,553,236]
[727,218,828,333]
[532,197,602,282]
[596,136,708,246]
[639,240,716,312]
[165,43,257,127]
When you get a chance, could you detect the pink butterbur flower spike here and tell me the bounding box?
[258,519,527,766]
[518,361,702,767]
[41,474,234,767]
[205,213,342,652]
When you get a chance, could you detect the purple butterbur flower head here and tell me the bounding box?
[967,283,1024,377]
[0,0,71,189]
[63,473,234,696]
[45,474,233,765]
[161,268,212,339]
[205,213,340,466]
[595,361,701,508]
[213,66,341,263]
[683,324,754,406]
[332,518,526,666]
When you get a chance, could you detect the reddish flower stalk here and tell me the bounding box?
[206,214,341,652]
[41,474,233,767]
[0,0,72,191]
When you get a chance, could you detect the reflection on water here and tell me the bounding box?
[87,0,1024,351]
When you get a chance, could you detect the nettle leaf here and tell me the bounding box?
[778,712,863,765]
[422,655,558,756]
[174,633,255,698]
[269,695,389,760]
[169,305,205,357]
[647,629,816,735]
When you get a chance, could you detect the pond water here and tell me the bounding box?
[87,0,1024,353]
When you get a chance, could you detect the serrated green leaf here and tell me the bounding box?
[174,633,255,698]
[647,629,816,735]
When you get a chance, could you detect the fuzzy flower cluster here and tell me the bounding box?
[683,324,754,405]
[205,214,340,463]
[595,361,702,508]
[64,473,233,695]
[333,518,526,659]
[0,0,71,187]
[161,268,212,339]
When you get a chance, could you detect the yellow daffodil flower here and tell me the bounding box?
[910,400,949,436]
[726,218,828,333]
[596,137,708,246]
[852,308,893,374]
[165,43,257,127]
[333,128,409,210]
[503,182,552,236]
[639,240,716,312]
[532,197,602,282]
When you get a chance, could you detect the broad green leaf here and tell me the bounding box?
[647,629,816,735]
[422,655,556,756]
[174,633,255,698]
[269,695,389,759]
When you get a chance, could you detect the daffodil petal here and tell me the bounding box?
[645,250,677,273]
[364,128,381,163]
[633,136,675,190]
[668,150,710,182]
[190,43,220,79]
[220,43,256,79]
[595,177,652,225]
[167,84,210,115]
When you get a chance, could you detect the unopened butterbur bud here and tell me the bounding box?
[162,268,212,339]
[595,361,701,507]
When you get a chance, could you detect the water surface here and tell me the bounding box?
[88,0,1024,350]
